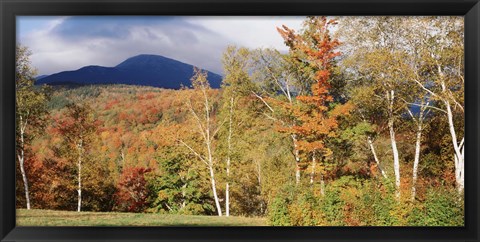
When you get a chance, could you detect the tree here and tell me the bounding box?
[339,17,414,199]
[277,16,352,194]
[339,16,464,197]
[347,86,388,179]
[115,166,151,212]
[407,17,464,194]
[15,45,49,209]
[219,45,254,216]
[149,148,215,215]
[54,102,99,212]
[250,48,306,184]
[179,67,224,216]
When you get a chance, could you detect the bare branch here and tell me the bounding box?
[178,139,209,166]
[187,99,208,142]
[412,78,438,98]
[252,91,275,113]
[404,101,447,114]
[212,118,227,140]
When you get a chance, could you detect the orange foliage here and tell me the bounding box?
[277,16,349,156]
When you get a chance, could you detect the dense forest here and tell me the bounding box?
[16,16,464,226]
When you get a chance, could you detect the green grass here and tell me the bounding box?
[16,209,267,226]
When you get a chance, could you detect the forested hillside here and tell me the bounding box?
[16,16,464,226]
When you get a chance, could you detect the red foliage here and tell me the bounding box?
[114,166,151,212]
[104,99,120,110]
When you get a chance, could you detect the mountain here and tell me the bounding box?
[35,75,49,80]
[35,54,223,89]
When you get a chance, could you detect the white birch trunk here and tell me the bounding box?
[367,136,387,179]
[77,139,83,212]
[181,183,186,209]
[206,125,222,216]
[18,115,31,209]
[209,164,222,216]
[203,86,223,216]
[411,123,423,200]
[310,152,316,184]
[225,97,233,217]
[439,70,464,194]
[411,104,426,201]
[387,90,401,199]
[445,99,464,193]
[291,135,301,184]
[319,169,325,196]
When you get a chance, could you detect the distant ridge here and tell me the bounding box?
[36,54,223,89]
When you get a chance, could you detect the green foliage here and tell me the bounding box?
[268,196,291,226]
[408,188,464,226]
[148,150,215,215]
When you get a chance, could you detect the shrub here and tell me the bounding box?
[114,167,151,212]
[268,196,292,226]
[407,188,464,226]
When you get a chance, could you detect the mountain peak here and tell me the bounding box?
[116,54,186,69]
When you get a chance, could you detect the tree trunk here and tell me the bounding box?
[18,116,31,210]
[445,99,464,194]
[310,152,316,184]
[390,119,401,199]
[225,97,233,217]
[77,139,83,212]
[411,125,422,200]
[367,136,387,179]
[181,183,186,209]
[319,171,325,196]
[291,135,301,184]
[209,165,223,216]
[387,90,401,199]
[411,106,426,201]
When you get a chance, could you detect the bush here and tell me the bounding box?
[114,167,151,212]
[320,188,345,226]
[268,196,292,226]
[267,176,464,226]
[407,188,464,226]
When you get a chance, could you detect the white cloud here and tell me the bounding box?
[185,16,304,51]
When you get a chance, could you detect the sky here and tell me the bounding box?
[17,16,304,76]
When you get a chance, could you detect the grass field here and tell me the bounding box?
[16,209,267,226]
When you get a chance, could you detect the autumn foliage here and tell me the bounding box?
[277,17,352,176]
[115,167,152,212]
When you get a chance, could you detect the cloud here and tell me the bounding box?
[17,16,304,75]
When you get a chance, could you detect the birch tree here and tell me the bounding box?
[408,17,464,193]
[339,17,412,199]
[220,46,254,216]
[179,68,224,216]
[55,103,98,212]
[250,49,306,184]
[15,45,49,209]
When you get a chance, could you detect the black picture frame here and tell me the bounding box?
[1,0,479,241]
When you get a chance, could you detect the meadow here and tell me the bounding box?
[16,209,266,226]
